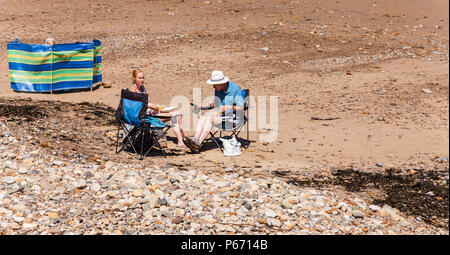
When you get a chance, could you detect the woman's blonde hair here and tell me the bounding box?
[132,69,144,83]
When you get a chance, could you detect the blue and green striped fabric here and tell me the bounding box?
[93,39,102,84]
[7,39,102,92]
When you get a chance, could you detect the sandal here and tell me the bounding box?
[183,136,201,153]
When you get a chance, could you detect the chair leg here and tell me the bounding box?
[200,129,222,151]
[152,128,168,158]
[232,124,250,148]
[115,123,120,154]
[140,128,145,160]
[209,131,223,152]
[230,129,240,146]
[246,120,250,148]
[127,128,141,157]
[224,126,250,149]
[116,123,133,154]
[116,124,172,159]
[235,129,249,148]
[142,127,169,158]
[142,136,156,159]
[201,131,212,148]
[157,139,168,158]
[117,125,143,158]
[142,129,156,159]
[157,127,170,158]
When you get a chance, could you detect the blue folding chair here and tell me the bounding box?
[115,89,172,159]
[201,89,250,152]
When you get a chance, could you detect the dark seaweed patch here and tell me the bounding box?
[0,104,48,121]
[288,167,449,229]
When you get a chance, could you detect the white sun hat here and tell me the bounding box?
[207,70,229,85]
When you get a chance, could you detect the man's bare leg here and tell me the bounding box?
[197,114,222,144]
[194,114,209,139]
[197,115,214,144]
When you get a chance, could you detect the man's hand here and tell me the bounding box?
[192,104,201,115]
[219,105,233,112]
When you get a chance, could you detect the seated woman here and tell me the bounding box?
[128,69,188,148]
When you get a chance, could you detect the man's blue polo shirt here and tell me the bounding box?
[214,81,244,110]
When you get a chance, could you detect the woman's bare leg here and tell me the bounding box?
[172,124,185,146]
[154,111,186,146]
[176,114,188,138]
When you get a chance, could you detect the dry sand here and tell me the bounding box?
[1,0,448,172]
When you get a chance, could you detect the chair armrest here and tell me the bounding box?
[190,103,213,110]
[145,113,171,119]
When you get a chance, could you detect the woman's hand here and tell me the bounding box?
[148,103,160,114]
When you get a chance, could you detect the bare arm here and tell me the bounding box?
[147,102,160,113]
[217,105,243,112]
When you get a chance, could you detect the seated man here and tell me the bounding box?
[184,70,244,153]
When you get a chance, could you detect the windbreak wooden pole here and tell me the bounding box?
[50,45,53,94]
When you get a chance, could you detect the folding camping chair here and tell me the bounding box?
[201,89,250,152]
[115,89,172,159]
